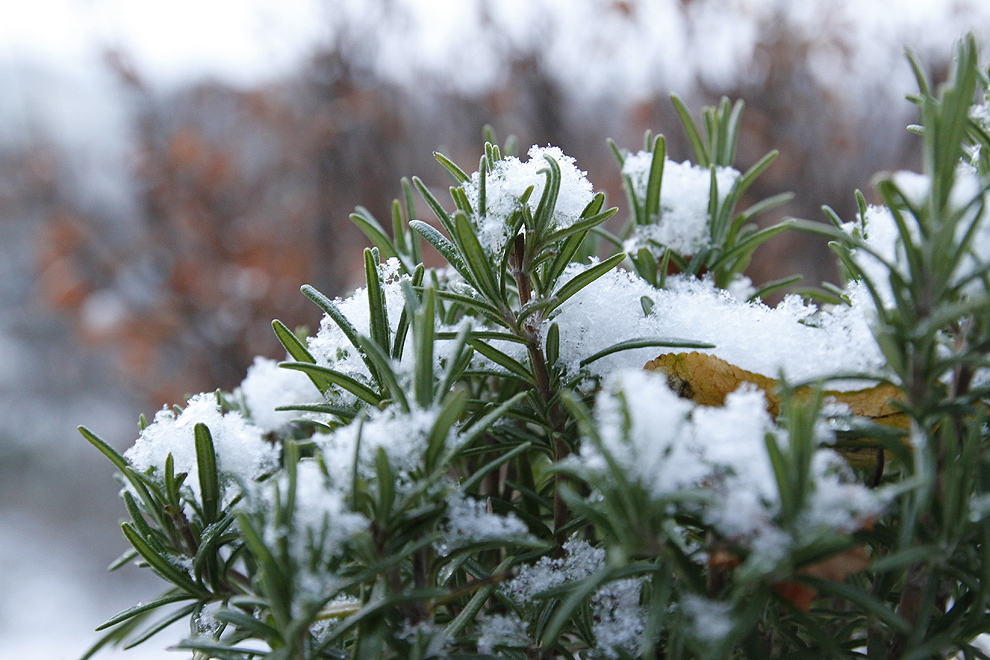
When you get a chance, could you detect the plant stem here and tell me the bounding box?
[166,504,200,556]
[510,234,569,548]
[888,563,929,659]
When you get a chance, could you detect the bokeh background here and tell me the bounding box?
[3,1,990,657]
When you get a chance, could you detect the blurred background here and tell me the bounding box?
[2,0,990,657]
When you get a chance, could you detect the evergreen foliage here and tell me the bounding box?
[82,37,990,660]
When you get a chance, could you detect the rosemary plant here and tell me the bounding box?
[610,96,795,298]
[81,36,990,660]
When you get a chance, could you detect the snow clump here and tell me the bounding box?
[254,460,367,605]
[264,460,367,558]
[237,356,319,432]
[681,595,734,643]
[476,614,530,654]
[306,260,523,400]
[307,258,410,397]
[315,405,451,492]
[462,145,595,256]
[621,151,740,256]
[504,537,645,659]
[505,537,607,603]
[125,392,280,502]
[549,265,885,386]
[437,492,531,555]
[398,621,451,658]
[581,369,882,569]
[842,165,990,303]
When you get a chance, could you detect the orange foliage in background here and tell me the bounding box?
[34,57,381,402]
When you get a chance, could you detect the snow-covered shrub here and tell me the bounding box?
[81,37,990,660]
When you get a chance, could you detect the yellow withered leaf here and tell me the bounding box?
[646,352,780,411]
[644,352,908,466]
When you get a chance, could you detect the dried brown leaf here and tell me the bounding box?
[774,546,872,612]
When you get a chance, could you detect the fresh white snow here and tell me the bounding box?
[462,145,595,256]
[621,152,740,256]
[125,392,279,501]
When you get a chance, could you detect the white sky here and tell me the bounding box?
[0,0,988,122]
[3,0,988,92]
[0,0,329,87]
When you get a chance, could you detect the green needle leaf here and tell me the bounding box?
[462,442,533,493]
[672,93,709,167]
[410,220,471,278]
[547,252,625,314]
[579,337,715,367]
[435,151,471,183]
[121,523,202,595]
[194,423,220,526]
[351,207,400,263]
[96,592,194,631]
[80,425,129,473]
[537,207,618,247]
[122,602,199,649]
[414,286,436,409]
[644,134,666,222]
[467,338,536,385]
[453,210,502,303]
[354,334,409,413]
[279,362,383,407]
[364,248,391,352]
[413,176,456,237]
[301,284,381,384]
[533,154,562,237]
